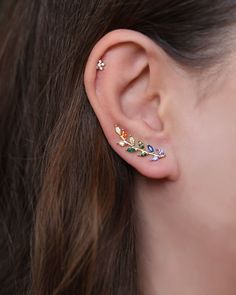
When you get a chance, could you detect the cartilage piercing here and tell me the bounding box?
[115,125,166,161]
[96,59,106,71]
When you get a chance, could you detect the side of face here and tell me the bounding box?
[83,28,236,253]
[174,59,236,234]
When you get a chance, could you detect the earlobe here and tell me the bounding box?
[84,29,180,181]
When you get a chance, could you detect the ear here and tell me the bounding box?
[84,29,180,181]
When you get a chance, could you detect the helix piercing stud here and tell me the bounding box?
[114,125,166,161]
[96,59,106,71]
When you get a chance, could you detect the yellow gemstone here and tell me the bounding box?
[129,136,135,146]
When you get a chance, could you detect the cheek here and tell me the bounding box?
[195,93,236,193]
[179,93,236,231]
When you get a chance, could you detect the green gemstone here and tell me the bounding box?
[138,141,145,149]
[140,151,148,157]
[127,147,136,153]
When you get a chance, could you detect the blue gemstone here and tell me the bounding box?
[147,145,154,153]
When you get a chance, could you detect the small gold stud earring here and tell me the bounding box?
[96,59,106,71]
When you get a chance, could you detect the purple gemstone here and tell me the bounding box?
[150,156,159,161]
[157,148,165,156]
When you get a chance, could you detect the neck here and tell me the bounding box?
[134,174,236,295]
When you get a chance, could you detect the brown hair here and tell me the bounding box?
[0,0,236,294]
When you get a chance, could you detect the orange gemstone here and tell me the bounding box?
[121,130,128,139]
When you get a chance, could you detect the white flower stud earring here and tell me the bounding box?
[96,59,106,71]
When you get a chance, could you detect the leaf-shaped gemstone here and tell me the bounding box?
[115,126,122,136]
[157,148,165,156]
[140,151,148,157]
[147,145,154,153]
[138,141,145,149]
[129,136,135,146]
[127,147,136,153]
[150,156,159,161]
[118,141,126,147]
[121,130,128,140]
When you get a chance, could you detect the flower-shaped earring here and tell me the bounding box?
[115,125,166,161]
[96,59,106,71]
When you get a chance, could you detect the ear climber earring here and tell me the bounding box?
[96,59,106,71]
[114,125,166,161]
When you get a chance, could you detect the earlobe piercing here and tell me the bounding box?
[96,59,106,71]
[114,125,166,161]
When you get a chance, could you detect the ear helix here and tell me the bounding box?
[95,61,166,162]
[115,125,166,162]
[96,59,106,71]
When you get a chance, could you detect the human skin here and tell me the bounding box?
[84,29,236,294]
[135,53,236,295]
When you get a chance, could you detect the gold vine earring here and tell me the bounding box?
[115,125,166,161]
